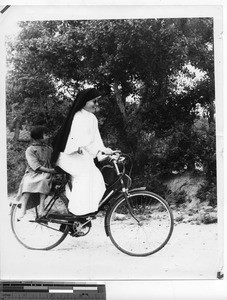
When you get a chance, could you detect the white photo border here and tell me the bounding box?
[0,2,226,299]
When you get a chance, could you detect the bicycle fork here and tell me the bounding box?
[113,160,140,224]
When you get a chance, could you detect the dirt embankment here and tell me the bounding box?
[165,172,217,225]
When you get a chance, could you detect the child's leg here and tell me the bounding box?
[18,192,30,219]
[39,194,47,216]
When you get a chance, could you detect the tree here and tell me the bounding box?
[6,18,215,194]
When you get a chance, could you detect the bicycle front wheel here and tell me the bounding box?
[106,190,174,256]
[11,195,69,250]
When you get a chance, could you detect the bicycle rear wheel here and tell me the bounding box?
[11,195,69,250]
[106,191,174,256]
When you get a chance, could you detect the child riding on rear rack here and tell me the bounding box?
[14,126,56,219]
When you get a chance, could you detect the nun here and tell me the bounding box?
[52,88,114,216]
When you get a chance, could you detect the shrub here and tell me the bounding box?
[7,139,28,193]
[196,181,217,206]
[131,164,169,198]
[166,190,187,207]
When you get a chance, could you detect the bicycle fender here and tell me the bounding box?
[128,187,146,193]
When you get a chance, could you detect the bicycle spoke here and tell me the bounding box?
[106,191,174,256]
[11,195,69,250]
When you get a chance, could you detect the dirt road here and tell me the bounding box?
[0,202,220,281]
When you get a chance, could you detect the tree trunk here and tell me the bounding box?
[13,120,21,140]
[113,81,127,123]
[208,101,215,125]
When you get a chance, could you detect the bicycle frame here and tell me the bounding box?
[98,155,130,209]
[43,175,70,218]
[98,155,144,224]
[43,153,140,223]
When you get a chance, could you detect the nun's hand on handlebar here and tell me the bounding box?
[97,148,120,162]
[102,147,114,155]
[97,148,113,162]
[102,148,121,156]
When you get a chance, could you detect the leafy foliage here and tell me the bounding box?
[6,18,216,202]
[196,181,217,206]
[7,139,28,192]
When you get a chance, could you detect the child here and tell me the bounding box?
[15,126,56,219]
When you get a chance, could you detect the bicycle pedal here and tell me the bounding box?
[71,231,85,237]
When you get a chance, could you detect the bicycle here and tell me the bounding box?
[10,152,174,257]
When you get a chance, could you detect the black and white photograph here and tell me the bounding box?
[0,2,226,299]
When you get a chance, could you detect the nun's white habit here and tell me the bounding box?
[56,109,107,216]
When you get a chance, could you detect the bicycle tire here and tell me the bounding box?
[105,190,174,256]
[10,195,69,250]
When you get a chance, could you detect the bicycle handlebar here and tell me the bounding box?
[99,150,123,163]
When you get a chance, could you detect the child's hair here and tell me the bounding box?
[30,126,46,140]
